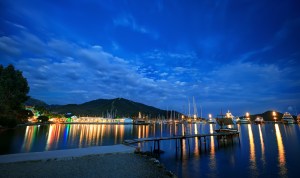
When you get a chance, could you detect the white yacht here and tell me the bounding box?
[282,112,294,124]
[254,116,264,124]
[239,117,251,124]
[233,117,240,124]
[207,118,216,124]
[238,112,251,124]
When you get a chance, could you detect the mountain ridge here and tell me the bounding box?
[26,97,173,118]
[26,98,296,120]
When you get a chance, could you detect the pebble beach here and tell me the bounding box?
[0,145,176,178]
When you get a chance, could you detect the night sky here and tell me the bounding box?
[1,0,300,117]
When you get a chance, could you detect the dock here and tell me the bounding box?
[124,131,240,155]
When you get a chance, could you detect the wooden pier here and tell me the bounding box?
[124,131,240,155]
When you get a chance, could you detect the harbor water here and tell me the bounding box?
[0,123,299,178]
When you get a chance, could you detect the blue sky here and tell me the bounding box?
[1,0,300,117]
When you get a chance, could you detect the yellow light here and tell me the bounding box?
[246,112,250,117]
[273,111,276,117]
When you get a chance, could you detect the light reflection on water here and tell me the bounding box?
[21,126,37,152]
[20,124,129,152]
[248,124,257,177]
[275,124,287,176]
[209,124,217,173]
[1,123,300,178]
[258,124,265,166]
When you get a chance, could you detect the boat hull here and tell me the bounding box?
[254,121,264,124]
[238,120,251,124]
[215,128,238,133]
[282,119,294,124]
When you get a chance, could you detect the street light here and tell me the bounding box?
[273,111,277,123]
[246,112,250,119]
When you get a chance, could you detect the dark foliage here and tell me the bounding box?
[0,64,29,127]
[37,115,49,123]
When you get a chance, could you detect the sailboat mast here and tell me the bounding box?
[193,96,197,119]
[188,98,191,118]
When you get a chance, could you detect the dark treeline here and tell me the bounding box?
[0,64,31,128]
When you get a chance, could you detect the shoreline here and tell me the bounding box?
[0,145,176,178]
[0,153,175,178]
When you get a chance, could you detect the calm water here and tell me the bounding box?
[1,123,299,178]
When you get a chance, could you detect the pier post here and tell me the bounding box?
[175,139,178,153]
[187,138,190,155]
[199,136,202,150]
[204,136,207,152]
[180,138,183,153]
[158,140,160,154]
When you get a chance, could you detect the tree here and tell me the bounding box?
[0,64,29,127]
[37,115,49,123]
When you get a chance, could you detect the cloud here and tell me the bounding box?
[240,45,273,62]
[0,31,184,106]
[2,28,298,115]
[114,14,147,34]
[113,14,158,39]
[196,60,300,114]
[5,21,27,30]
[0,36,21,55]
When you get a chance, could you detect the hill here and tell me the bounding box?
[245,111,296,121]
[25,98,48,107]
[28,97,173,119]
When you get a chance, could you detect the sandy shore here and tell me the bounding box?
[0,151,176,178]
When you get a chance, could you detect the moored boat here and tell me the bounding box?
[233,117,240,124]
[237,112,251,124]
[215,110,238,133]
[207,118,216,124]
[215,127,238,133]
[282,112,295,124]
[238,117,251,124]
[254,116,264,124]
